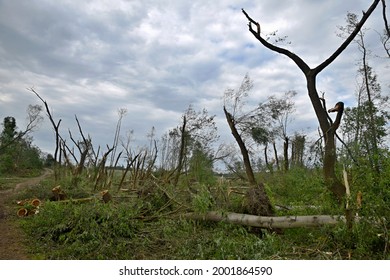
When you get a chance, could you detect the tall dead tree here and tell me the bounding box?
[29,88,62,181]
[242,0,380,202]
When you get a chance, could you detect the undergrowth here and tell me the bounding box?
[13,165,390,260]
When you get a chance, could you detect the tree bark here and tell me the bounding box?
[184,211,350,229]
[224,107,274,216]
[272,141,280,171]
[30,88,62,182]
[283,136,289,171]
[264,143,273,173]
[223,106,257,186]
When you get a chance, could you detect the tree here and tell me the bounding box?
[242,0,381,202]
[270,91,296,171]
[223,74,257,185]
[380,0,390,56]
[0,105,43,153]
[341,103,389,167]
[254,91,297,171]
[30,88,62,180]
[188,141,215,185]
[171,105,218,187]
[0,117,18,173]
[291,133,306,167]
[223,75,275,216]
[159,129,181,172]
[0,117,17,143]
[338,12,389,173]
[0,116,43,174]
[251,126,272,171]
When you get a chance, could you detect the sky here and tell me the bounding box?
[0,0,389,167]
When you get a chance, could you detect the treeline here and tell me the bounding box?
[0,105,48,176]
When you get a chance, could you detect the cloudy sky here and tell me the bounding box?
[0,0,389,164]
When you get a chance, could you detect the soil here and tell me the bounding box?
[0,169,52,260]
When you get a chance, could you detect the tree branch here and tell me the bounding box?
[243,1,380,75]
[382,0,390,38]
[314,0,380,74]
[242,8,311,74]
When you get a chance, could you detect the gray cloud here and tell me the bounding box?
[0,0,388,157]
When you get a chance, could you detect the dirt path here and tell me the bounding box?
[0,169,52,260]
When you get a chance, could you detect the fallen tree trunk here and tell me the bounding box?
[183,211,351,229]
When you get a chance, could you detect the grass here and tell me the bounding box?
[11,166,390,260]
[0,177,22,191]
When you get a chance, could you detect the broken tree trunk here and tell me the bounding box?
[184,211,350,229]
[223,106,257,186]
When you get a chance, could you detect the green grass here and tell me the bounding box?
[11,165,390,260]
[0,177,22,191]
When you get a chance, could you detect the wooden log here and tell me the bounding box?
[183,211,350,229]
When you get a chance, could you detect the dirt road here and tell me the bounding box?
[0,169,52,259]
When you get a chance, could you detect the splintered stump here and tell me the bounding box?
[101,190,112,203]
[51,186,67,201]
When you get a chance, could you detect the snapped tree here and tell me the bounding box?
[223,75,275,216]
[242,0,381,202]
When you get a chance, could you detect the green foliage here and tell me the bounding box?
[265,167,334,213]
[11,157,389,260]
[188,142,216,186]
[1,116,17,142]
[191,184,214,213]
[0,116,43,175]
[170,221,275,259]
[20,202,142,259]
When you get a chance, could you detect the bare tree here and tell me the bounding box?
[242,0,380,202]
[29,88,62,180]
[110,108,127,167]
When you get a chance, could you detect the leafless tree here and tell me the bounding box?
[242,0,381,202]
[29,88,62,180]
